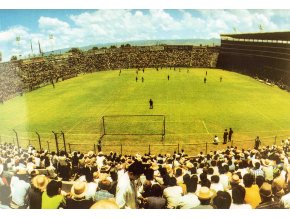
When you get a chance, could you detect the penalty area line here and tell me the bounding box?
[202,120,210,134]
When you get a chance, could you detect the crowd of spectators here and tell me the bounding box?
[1,136,289,209]
[0,45,219,103]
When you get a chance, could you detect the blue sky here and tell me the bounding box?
[0,9,290,61]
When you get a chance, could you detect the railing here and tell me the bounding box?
[1,129,288,156]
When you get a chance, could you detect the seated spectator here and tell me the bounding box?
[262,159,274,183]
[65,181,94,209]
[255,175,265,188]
[243,173,261,208]
[143,184,166,209]
[272,167,286,201]
[210,175,224,192]
[85,173,98,200]
[163,177,183,209]
[90,199,119,209]
[281,190,290,209]
[213,135,219,145]
[95,179,114,201]
[177,175,200,209]
[230,185,252,209]
[0,185,11,209]
[213,191,231,209]
[10,169,30,209]
[28,175,49,209]
[256,182,284,209]
[194,186,214,209]
[42,180,65,209]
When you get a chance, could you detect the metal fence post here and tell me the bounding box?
[12,129,20,154]
[93,144,96,154]
[274,136,277,145]
[177,143,180,153]
[68,143,71,153]
[47,141,50,152]
[61,131,66,153]
[36,132,42,151]
[121,144,123,155]
[52,131,59,154]
[148,144,151,155]
[205,142,208,155]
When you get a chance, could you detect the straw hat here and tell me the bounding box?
[17,169,27,175]
[151,162,159,171]
[231,174,240,184]
[32,175,49,191]
[260,183,272,198]
[196,187,214,200]
[71,182,88,199]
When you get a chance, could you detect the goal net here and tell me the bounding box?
[101,115,165,136]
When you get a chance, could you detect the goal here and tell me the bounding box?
[100,115,165,138]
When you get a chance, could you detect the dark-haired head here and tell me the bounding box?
[46,180,62,197]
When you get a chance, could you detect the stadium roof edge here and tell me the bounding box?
[220,31,290,41]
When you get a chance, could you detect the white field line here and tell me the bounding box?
[202,120,210,134]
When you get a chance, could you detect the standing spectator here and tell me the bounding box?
[254,136,261,150]
[10,169,30,209]
[116,161,144,209]
[223,129,228,144]
[228,128,233,142]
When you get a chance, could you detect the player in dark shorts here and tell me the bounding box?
[149,99,153,109]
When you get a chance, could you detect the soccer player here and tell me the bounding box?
[149,99,153,109]
[168,75,170,81]
[204,77,207,83]
[136,76,138,82]
[142,77,144,83]
[220,76,223,82]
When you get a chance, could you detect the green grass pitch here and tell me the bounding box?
[0,68,289,154]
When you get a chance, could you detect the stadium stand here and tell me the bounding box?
[0,139,289,209]
[0,45,219,103]
[217,31,290,91]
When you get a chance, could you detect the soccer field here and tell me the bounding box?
[0,68,289,155]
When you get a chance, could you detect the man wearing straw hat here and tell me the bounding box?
[194,186,214,209]
[28,174,49,209]
[256,182,284,209]
[66,181,94,209]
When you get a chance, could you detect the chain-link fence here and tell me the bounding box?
[1,130,289,156]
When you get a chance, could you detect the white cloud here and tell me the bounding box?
[1,9,290,62]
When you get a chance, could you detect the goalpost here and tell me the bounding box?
[100,115,165,140]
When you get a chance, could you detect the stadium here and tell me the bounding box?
[0,10,290,210]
